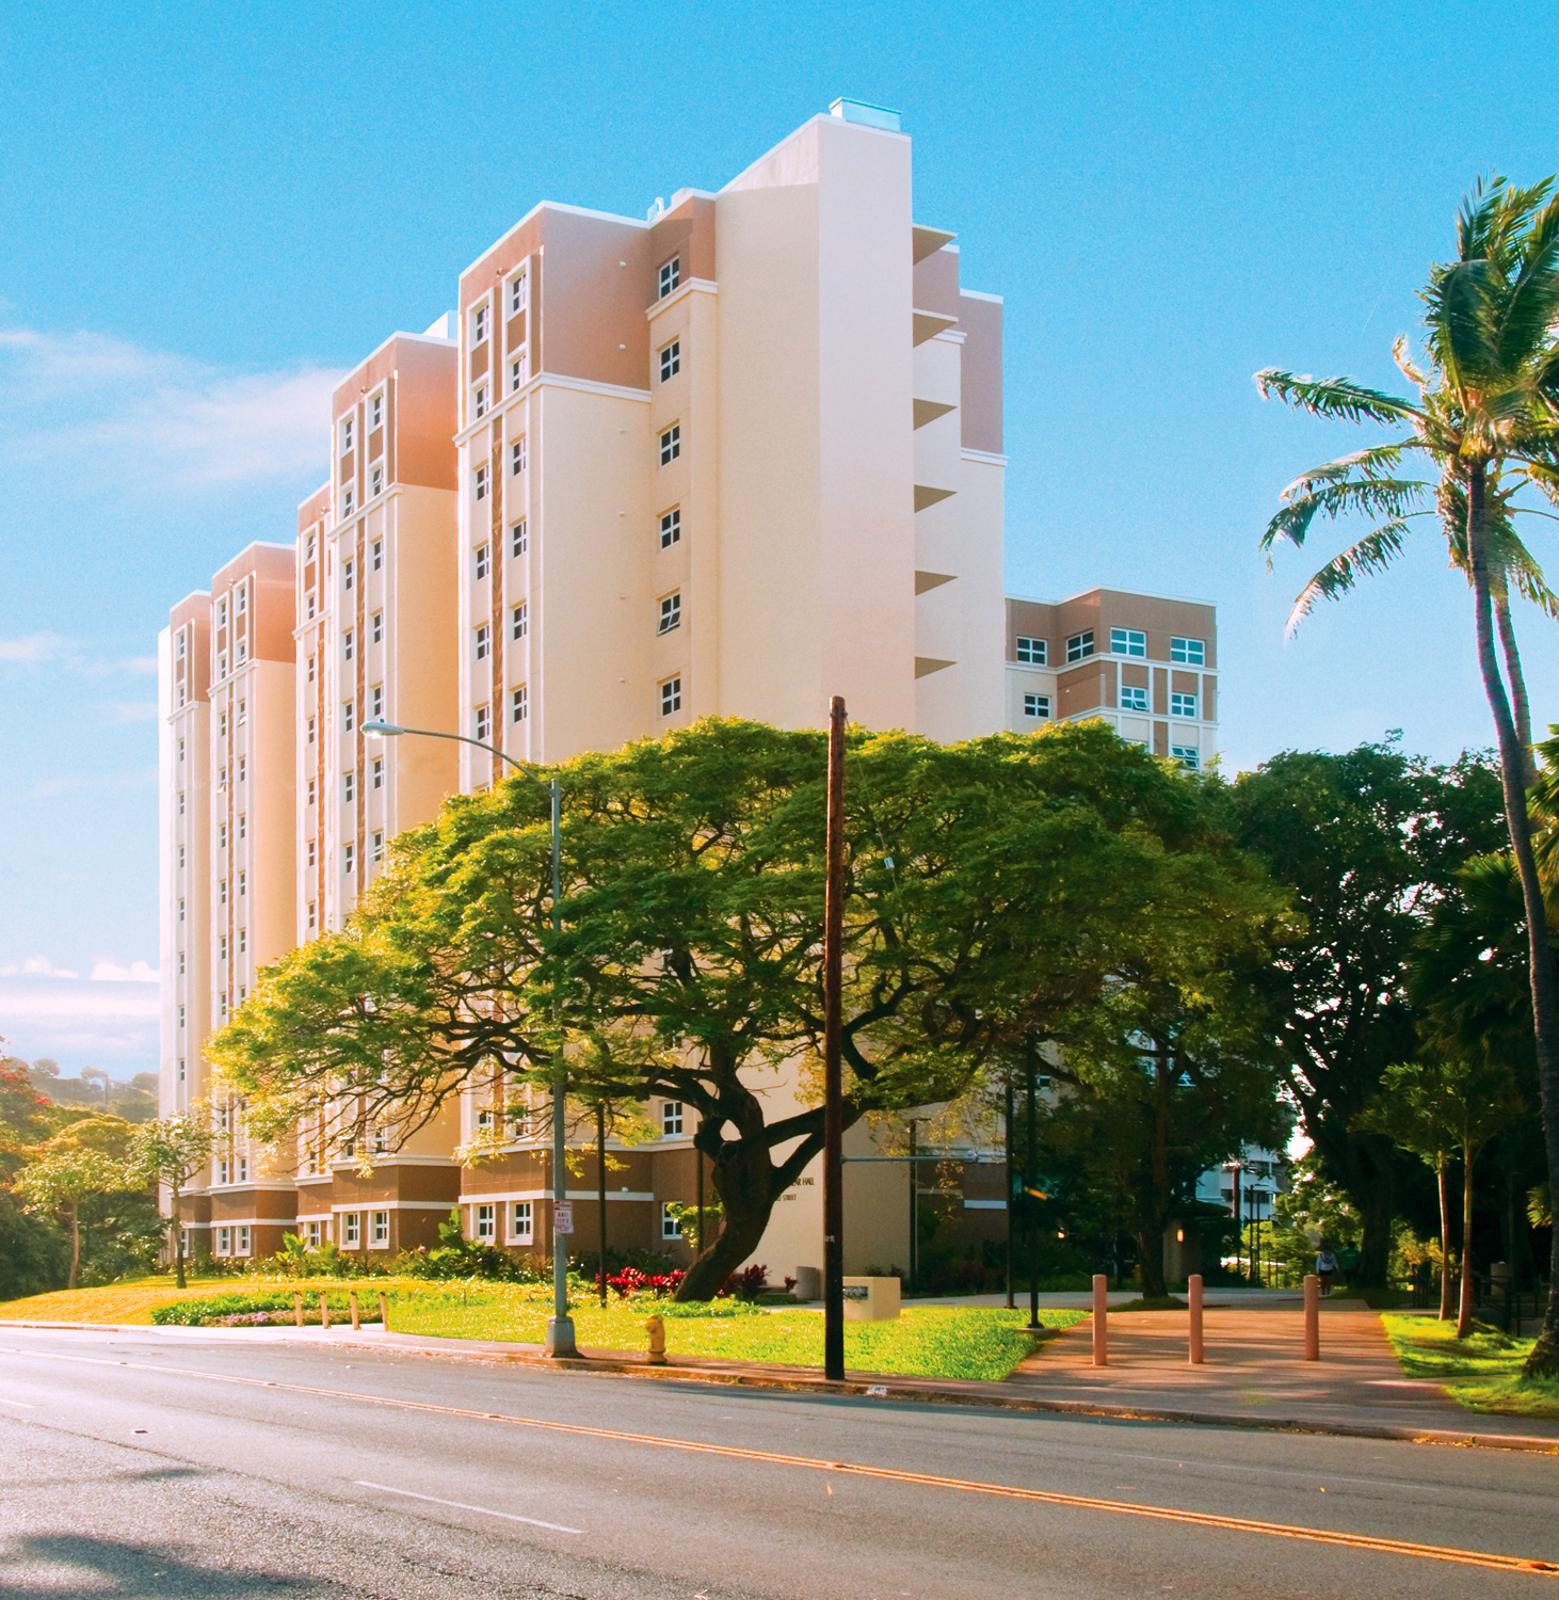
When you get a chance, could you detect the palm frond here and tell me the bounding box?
[1261,477,1429,553]
[1277,441,1417,499]
[1392,335,1429,387]
[1423,258,1499,388]
[1455,175,1508,266]
[1253,369,1421,425]
[1502,530,1559,620]
[1495,189,1559,371]
[1284,521,1415,635]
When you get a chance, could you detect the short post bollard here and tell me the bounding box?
[378,1291,390,1331]
[293,1293,303,1328]
[349,1290,361,1331]
[645,1313,667,1366]
[1091,1274,1108,1367]
[1303,1273,1320,1360]
[1187,1273,1204,1365]
[319,1292,330,1331]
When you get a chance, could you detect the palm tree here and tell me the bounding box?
[1257,177,1559,1374]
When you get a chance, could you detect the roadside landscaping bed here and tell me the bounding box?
[1380,1312,1559,1421]
[0,1276,424,1326]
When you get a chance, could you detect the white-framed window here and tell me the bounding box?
[475,464,489,501]
[178,948,186,975]
[343,558,355,592]
[235,586,247,616]
[178,1003,186,1028]
[238,926,246,954]
[1066,630,1095,663]
[218,708,229,738]
[344,842,356,875]
[307,900,317,930]
[474,1203,496,1243]
[512,684,529,723]
[510,1200,534,1244]
[511,435,527,475]
[343,1212,361,1248]
[657,256,681,298]
[1171,744,1201,771]
[217,1154,230,1185]
[307,838,317,868]
[341,485,355,519]
[177,789,187,818]
[661,1101,685,1136]
[471,302,489,345]
[216,651,227,678]
[658,338,681,382]
[660,1203,683,1240]
[343,771,356,804]
[177,736,185,764]
[371,756,384,791]
[1171,636,1206,666]
[509,354,528,392]
[237,870,246,898]
[371,610,383,645]
[1120,684,1149,712]
[219,878,228,906]
[237,698,248,726]
[306,593,316,620]
[307,717,316,745]
[237,756,246,785]
[371,538,383,572]
[1023,693,1052,719]
[370,684,383,720]
[1110,627,1146,658]
[306,654,316,684]
[1170,691,1199,718]
[236,1153,248,1183]
[658,424,681,466]
[177,1057,186,1083]
[305,533,317,563]
[176,633,187,660]
[473,383,489,420]
[658,592,681,634]
[304,1220,323,1249]
[339,416,354,454]
[660,675,682,717]
[1015,635,1047,665]
[344,628,355,661]
[474,704,491,743]
[370,1210,390,1248]
[511,520,528,558]
[177,900,186,926]
[511,601,527,641]
[659,507,681,549]
[216,1226,232,1256]
[475,543,490,581]
[343,700,356,733]
[371,830,384,864]
[476,1106,495,1134]
[235,1224,251,1257]
[218,765,227,791]
[369,388,384,431]
[369,463,384,498]
[508,269,528,315]
[475,623,491,662]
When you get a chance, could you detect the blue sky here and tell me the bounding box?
[2,1,1555,1077]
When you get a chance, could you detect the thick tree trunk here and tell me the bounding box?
[1457,1145,1477,1340]
[1355,1153,1396,1289]
[68,1204,80,1291]
[1135,1051,1172,1299]
[1437,1159,1453,1321]
[1465,471,1559,1376]
[674,1142,781,1302]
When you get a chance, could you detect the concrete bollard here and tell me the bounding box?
[1188,1274,1204,1365]
[645,1313,667,1366]
[319,1292,330,1331]
[378,1291,390,1331]
[349,1290,361,1331]
[293,1293,304,1328]
[1303,1273,1320,1360]
[1091,1274,1108,1367]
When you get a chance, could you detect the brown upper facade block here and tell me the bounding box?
[1004,590,1216,669]
[209,544,297,667]
[331,334,458,499]
[168,592,212,707]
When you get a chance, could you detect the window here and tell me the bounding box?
[371,611,383,645]
[511,601,527,641]
[305,533,317,562]
[343,771,356,804]
[658,592,681,634]
[219,879,228,907]
[475,543,490,581]
[370,464,384,498]
[306,594,316,620]
[236,638,248,663]
[1015,636,1047,665]
[370,1210,390,1248]
[217,599,229,628]
[511,520,528,558]
[1171,636,1206,666]
[1066,630,1095,663]
[218,766,227,791]
[371,830,384,864]
[508,270,528,315]
[237,698,248,726]
[659,507,681,549]
[657,256,681,298]
[340,416,354,454]
[219,991,228,1019]
[218,709,229,738]
[343,700,356,733]
[1120,684,1149,712]
[509,354,528,392]
[235,1225,251,1257]
[216,1226,232,1255]
[307,717,316,745]
[473,384,488,420]
[475,464,489,501]
[344,842,356,875]
[237,755,246,785]
[511,435,527,475]
[217,652,227,678]
[1170,691,1199,718]
[1171,745,1201,771]
[474,704,491,742]
[371,538,383,572]
[238,927,246,954]
[177,737,185,764]
[343,1212,361,1248]
[658,424,681,466]
[510,1201,534,1244]
[370,684,383,720]
[236,1154,248,1184]
[371,756,384,791]
[1110,627,1146,658]
[238,870,246,898]
[659,675,682,717]
[178,950,187,975]
[343,558,354,592]
[177,789,186,817]
[306,654,316,684]
[661,1101,685,1136]
[661,1203,684,1240]
[307,901,317,930]
[658,339,681,382]
[305,1220,323,1249]
[471,303,489,345]
[475,623,490,662]
[343,629,354,661]
[341,485,355,518]
[1023,693,1053,719]
[176,634,186,660]
[177,900,185,925]
[177,1057,186,1083]
[369,390,384,430]
[306,838,317,868]
[512,684,529,723]
[474,1203,496,1243]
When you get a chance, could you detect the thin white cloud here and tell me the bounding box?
[0,955,82,980]
[0,961,161,1072]
[0,632,71,664]
[89,959,160,983]
[101,700,159,725]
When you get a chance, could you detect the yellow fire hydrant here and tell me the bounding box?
[645,1313,667,1366]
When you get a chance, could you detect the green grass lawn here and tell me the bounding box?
[1380,1312,1559,1421]
[0,1275,1084,1382]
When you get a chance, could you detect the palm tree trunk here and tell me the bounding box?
[1465,468,1559,1374]
[1494,591,1537,787]
[1457,1144,1476,1339]
[1437,1158,1452,1321]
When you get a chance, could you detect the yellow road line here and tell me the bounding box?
[5,1343,1557,1577]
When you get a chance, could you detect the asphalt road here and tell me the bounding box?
[1,1326,1556,1599]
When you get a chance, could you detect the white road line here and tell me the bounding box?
[0,1397,38,1409]
[353,1479,581,1534]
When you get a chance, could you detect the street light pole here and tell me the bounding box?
[362,720,575,1355]
[907,1117,919,1296]
[1025,1046,1040,1331]
[1003,1070,1015,1311]
[822,696,847,1383]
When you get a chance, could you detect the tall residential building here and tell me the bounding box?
[158,99,1220,1278]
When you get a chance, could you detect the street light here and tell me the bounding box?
[363,719,577,1358]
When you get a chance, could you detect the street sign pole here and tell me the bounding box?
[822,696,847,1382]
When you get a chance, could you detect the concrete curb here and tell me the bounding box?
[7,1318,1557,1455]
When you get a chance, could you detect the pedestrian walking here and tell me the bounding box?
[1315,1245,1338,1298]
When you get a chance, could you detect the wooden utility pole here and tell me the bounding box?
[823,695,847,1382]
[597,1100,609,1308]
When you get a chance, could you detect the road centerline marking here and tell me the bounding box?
[3,1341,1556,1578]
[354,1479,581,1534]
[0,1397,38,1409]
